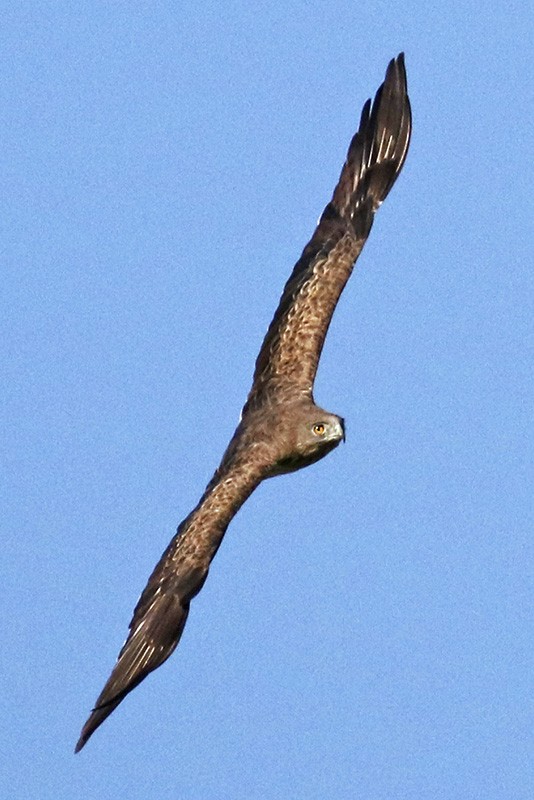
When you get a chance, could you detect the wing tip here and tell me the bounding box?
[332,52,411,221]
[74,717,94,753]
[387,52,407,82]
[74,699,118,753]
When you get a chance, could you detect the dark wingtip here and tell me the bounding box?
[74,725,88,753]
[74,590,190,752]
[389,51,406,73]
[74,696,121,753]
[384,52,408,99]
[330,52,411,224]
[74,711,101,753]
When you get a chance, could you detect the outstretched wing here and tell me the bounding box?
[245,54,411,410]
[75,455,263,752]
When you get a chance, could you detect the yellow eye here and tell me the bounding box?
[312,423,326,436]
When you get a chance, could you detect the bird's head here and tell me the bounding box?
[266,401,345,476]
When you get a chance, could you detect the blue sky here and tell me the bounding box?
[2,3,532,799]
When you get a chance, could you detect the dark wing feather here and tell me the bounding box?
[75,592,190,753]
[245,54,411,410]
[75,455,264,752]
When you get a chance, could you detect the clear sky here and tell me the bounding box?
[2,3,532,799]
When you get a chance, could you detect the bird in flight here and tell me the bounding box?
[76,53,411,752]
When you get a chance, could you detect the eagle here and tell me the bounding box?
[76,54,411,752]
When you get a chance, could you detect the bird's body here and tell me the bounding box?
[76,54,411,752]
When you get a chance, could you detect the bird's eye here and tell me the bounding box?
[312,423,326,436]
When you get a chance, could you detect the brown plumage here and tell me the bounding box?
[75,53,411,752]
